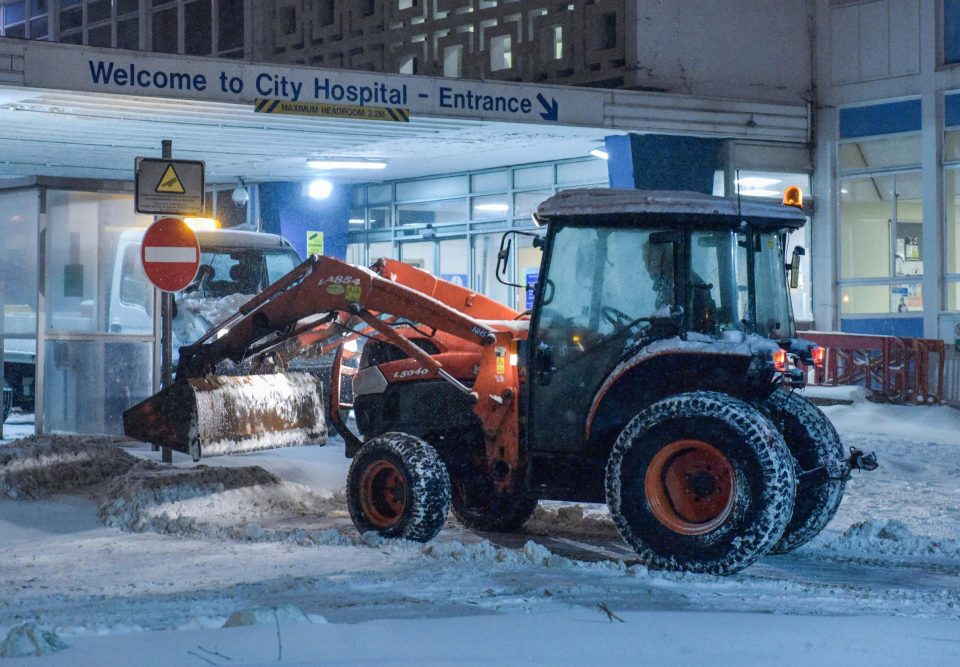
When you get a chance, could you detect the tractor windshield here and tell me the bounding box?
[688,229,794,339]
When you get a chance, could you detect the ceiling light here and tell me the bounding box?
[736,177,781,188]
[590,148,609,160]
[308,179,333,199]
[307,159,388,170]
[348,218,365,225]
[475,203,509,212]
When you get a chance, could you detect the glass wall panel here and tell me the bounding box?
[0,190,39,335]
[471,171,509,192]
[368,241,395,262]
[43,339,153,435]
[839,175,893,279]
[400,241,435,273]
[348,207,365,229]
[514,189,551,219]
[397,199,467,226]
[367,184,392,204]
[368,206,390,229]
[894,172,923,278]
[946,168,960,275]
[515,234,543,312]
[347,243,364,266]
[556,158,607,186]
[45,191,153,333]
[396,176,468,201]
[473,233,511,307]
[947,282,960,311]
[1,189,39,416]
[839,135,921,171]
[514,165,553,188]
[438,238,468,286]
[840,284,922,314]
[471,194,510,220]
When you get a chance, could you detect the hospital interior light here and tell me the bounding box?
[590,148,609,160]
[307,159,388,170]
[308,179,333,199]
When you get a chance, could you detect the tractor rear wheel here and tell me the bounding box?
[347,432,451,542]
[763,389,846,554]
[450,467,539,532]
[605,391,796,575]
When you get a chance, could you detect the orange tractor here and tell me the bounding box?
[125,188,875,575]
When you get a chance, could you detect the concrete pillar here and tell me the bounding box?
[258,182,352,260]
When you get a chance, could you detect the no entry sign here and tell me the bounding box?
[141,217,200,292]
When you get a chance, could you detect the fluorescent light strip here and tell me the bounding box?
[308,160,387,170]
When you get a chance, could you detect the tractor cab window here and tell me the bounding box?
[752,232,794,338]
[688,229,795,339]
[537,226,670,364]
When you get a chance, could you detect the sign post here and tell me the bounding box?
[137,139,205,463]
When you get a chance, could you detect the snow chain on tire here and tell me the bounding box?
[762,389,846,554]
[606,391,797,575]
[347,432,451,542]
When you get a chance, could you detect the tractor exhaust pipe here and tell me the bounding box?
[123,372,326,461]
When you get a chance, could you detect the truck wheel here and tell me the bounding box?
[763,389,846,554]
[605,391,796,575]
[450,468,539,532]
[347,432,451,542]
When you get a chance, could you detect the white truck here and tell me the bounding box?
[3,228,301,423]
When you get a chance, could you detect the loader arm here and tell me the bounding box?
[176,255,498,378]
[127,255,522,482]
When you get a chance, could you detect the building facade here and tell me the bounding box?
[2,0,958,437]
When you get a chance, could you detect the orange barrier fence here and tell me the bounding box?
[801,331,945,404]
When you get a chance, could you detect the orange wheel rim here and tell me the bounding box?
[359,460,407,528]
[644,439,735,536]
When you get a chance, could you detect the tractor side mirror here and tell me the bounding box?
[496,230,544,289]
[787,246,805,289]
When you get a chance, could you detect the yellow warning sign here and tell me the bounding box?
[155,164,186,194]
[254,98,410,122]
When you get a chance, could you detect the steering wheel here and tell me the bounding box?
[601,306,634,328]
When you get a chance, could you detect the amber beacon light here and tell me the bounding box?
[782,186,803,209]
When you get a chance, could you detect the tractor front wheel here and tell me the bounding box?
[763,389,846,554]
[606,391,797,575]
[347,432,451,542]
[450,466,539,532]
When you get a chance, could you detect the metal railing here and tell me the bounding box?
[802,331,945,404]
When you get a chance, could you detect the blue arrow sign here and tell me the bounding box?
[536,93,558,121]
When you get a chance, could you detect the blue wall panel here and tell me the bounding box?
[839,100,921,139]
[946,0,960,65]
[840,317,924,338]
[258,182,351,260]
[604,134,721,194]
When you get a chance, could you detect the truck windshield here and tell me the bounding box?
[187,248,300,298]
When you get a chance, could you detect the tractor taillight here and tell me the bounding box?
[811,346,825,368]
[772,349,788,372]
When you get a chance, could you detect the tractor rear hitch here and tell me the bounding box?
[799,446,878,481]
[846,447,878,472]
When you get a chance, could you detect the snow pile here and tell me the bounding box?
[173,293,254,348]
[0,436,139,500]
[420,539,575,569]
[819,519,960,558]
[0,623,67,657]
[526,503,618,537]
[98,462,354,547]
[223,605,313,628]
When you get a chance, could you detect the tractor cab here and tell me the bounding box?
[521,188,808,457]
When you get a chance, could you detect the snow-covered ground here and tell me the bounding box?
[1,391,959,666]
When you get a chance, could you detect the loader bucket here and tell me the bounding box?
[123,372,326,461]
